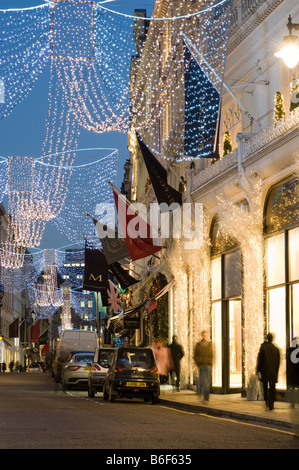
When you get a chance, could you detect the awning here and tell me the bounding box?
[0,338,13,349]
[155,278,175,300]
[145,278,176,314]
[107,300,147,329]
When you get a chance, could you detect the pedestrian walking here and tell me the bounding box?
[9,360,14,373]
[256,332,280,411]
[1,362,6,373]
[194,330,213,403]
[151,339,169,383]
[170,335,184,391]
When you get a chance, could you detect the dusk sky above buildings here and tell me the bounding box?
[0,0,155,249]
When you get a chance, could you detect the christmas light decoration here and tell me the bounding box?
[274,91,286,122]
[61,282,73,330]
[33,249,62,307]
[55,245,85,289]
[70,288,96,321]
[0,4,51,120]
[49,149,118,243]
[7,157,47,248]
[0,246,44,292]
[217,179,264,397]
[127,0,232,161]
[167,239,188,385]
[1,0,232,164]
[223,131,232,155]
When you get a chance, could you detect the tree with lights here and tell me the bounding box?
[146,272,169,341]
[274,91,285,121]
[223,131,232,156]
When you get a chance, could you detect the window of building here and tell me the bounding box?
[210,215,242,392]
[265,177,299,389]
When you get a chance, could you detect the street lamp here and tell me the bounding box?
[275,15,299,69]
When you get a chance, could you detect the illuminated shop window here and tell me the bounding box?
[265,178,299,389]
[210,215,242,391]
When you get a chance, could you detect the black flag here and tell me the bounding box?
[184,43,220,159]
[39,328,48,345]
[9,317,18,338]
[136,133,182,211]
[83,240,109,297]
[95,220,130,265]
[109,262,139,290]
[85,213,130,265]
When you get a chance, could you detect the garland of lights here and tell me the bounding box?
[49,149,118,243]
[0,4,51,120]
[1,0,232,163]
[96,0,230,21]
[217,179,264,397]
[33,249,62,307]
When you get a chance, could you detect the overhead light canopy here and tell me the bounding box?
[275,15,299,69]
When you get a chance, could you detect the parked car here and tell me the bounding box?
[61,351,95,390]
[27,363,43,373]
[87,347,115,398]
[103,347,160,404]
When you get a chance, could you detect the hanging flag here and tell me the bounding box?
[107,280,122,314]
[136,133,182,210]
[41,341,50,356]
[146,298,157,314]
[109,261,139,290]
[83,214,140,288]
[111,184,164,262]
[9,317,19,338]
[83,240,109,298]
[30,320,40,343]
[39,328,48,345]
[184,43,220,159]
[86,213,130,265]
[19,319,26,343]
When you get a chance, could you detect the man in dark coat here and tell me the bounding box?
[170,335,184,391]
[256,333,280,411]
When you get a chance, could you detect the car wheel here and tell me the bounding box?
[103,384,108,401]
[109,384,116,403]
[151,396,159,405]
[144,397,150,402]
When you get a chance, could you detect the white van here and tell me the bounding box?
[52,330,98,382]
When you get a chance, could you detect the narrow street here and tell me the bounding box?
[0,373,297,452]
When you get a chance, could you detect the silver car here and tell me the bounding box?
[87,347,115,398]
[61,351,95,390]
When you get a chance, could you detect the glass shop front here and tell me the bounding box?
[210,177,299,393]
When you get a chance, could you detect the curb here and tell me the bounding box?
[159,398,294,431]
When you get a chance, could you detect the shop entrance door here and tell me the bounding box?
[228,299,242,389]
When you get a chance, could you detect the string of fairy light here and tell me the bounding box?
[0,0,232,161]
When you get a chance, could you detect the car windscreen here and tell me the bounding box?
[72,354,94,363]
[117,349,155,370]
[98,350,114,368]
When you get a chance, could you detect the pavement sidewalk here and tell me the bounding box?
[159,385,299,432]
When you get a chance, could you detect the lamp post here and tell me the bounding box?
[275,15,299,69]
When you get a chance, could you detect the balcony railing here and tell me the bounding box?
[191,106,299,194]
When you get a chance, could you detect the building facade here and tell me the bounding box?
[128,0,299,397]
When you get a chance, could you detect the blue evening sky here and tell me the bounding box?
[0,0,155,249]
